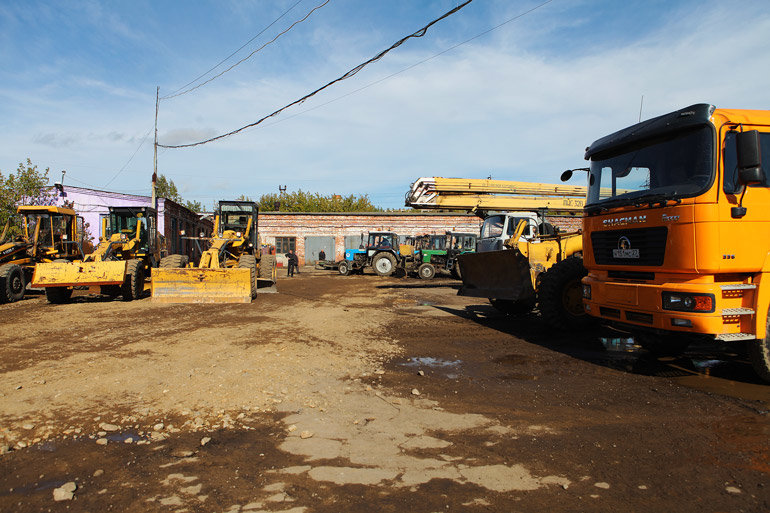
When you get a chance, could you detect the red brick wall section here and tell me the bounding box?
[256,212,584,265]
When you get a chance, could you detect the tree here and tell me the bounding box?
[155,174,182,203]
[0,159,57,237]
[257,190,382,212]
[184,200,205,213]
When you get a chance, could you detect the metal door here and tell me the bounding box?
[345,235,364,250]
[304,236,335,264]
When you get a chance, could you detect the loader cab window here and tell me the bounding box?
[218,203,257,246]
[480,215,505,239]
[723,130,770,194]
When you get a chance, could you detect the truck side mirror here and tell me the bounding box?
[560,169,573,182]
[736,130,763,185]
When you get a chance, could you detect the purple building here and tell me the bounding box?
[50,185,212,262]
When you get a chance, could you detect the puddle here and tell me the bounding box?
[599,337,639,352]
[106,430,146,443]
[3,479,68,496]
[416,301,436,307]
[401,357,462,368]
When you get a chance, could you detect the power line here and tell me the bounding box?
[249,0,555,132]
[161,0,330,100]
[161,0,305,99]
[103,126,154,187]
[158,0,474,149]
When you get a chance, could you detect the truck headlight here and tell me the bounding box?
[662,292,714,313]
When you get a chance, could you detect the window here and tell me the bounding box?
[723,130,770,194]
[276,237,296,254]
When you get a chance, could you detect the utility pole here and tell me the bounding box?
[152,86,159,211]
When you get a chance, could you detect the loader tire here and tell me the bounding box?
[45,286,73,304]
[122,259,144,301]
[338,260,351,276]
[748,307,770,382]
[258,254,276,282]
[239,254,258,300]
[160,254,189,269]
[0,263,25,303]
[537,257,593,331]
[372,252,396,277]
[418,263,436,280]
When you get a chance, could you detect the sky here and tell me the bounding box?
[1,0,769,210]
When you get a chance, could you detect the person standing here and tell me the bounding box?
[286,250,298,277]
[318,249,326,262]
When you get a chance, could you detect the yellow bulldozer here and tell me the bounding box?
[32,206,159,303]
[0,205,84,303]
[151,200,276,303]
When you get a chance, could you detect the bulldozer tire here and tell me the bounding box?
[748,308,770,382]
[418,263,436,280]
[258,254,276,283]
[489,298,535,315]
[45,286,73,304]
[160,254,189,269]
[537,257,593,331]
[121,259,144,301]
[372,252,396,276]
[239,254,258,300]
[0,263,25,303]
[338,260,351,276]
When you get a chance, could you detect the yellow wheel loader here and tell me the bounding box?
[0,206,84,303]
[32,206,159,303]
[457,218,591,330]
[151,200,276,303]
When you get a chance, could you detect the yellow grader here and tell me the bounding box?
[0,205,83,303]
[151,200,276,303]
[32,206,159,303]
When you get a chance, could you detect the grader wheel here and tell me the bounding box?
[238,254,258,300]
[121,259,144,301]
[0,263,25,303]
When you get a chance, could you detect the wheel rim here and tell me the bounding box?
[10,274,23,295]
[420,266,432,278]
[375,258,392,274]
[562,279,585,317]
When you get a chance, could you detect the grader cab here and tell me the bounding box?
[32,206,159,303]
[151,200,276,303]
[0,206,83,303]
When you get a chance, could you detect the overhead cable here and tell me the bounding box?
[103,126,154,187]
[158,0,474,149]
[161,0,329,100]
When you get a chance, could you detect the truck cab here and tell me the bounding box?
[477,212,548,252]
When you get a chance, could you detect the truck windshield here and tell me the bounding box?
[586,125,713,207]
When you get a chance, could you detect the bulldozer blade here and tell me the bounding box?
[457,250,535,301]
[151,268,252,304]
[32,261,127,287]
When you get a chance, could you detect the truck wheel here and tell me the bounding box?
[338,260,351,276]
[122,259,144,301]
[489,298,535,315]
[159,254,189,268]
[748,310,770,382]
[418,263,435,280]
[238,254,258,300]
[538,257,593,330]
[372,253,396,277]
[0,263,25,303]
[259,254,276,282]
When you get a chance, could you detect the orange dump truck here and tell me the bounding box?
[573,103,770,381]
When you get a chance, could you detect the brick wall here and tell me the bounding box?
[256,212,583,265]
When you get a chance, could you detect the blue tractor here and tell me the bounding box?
[338,231,404,276]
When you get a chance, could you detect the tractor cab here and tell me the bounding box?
[20,206,82,259]
[217,201,258,248]
[104,206,157,255]
[366,232,399,257]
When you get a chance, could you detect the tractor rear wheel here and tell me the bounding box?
[338,260,351,276]
[748,308,770,382]
[537,257,593,331]
[418,263,436,280]
[160,254,189,268]
[372,252,396,276]
[238,254,258,300]
[122,259,144,301]
[258,254,276,283]
[0,263,25,303]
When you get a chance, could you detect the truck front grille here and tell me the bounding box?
[591,227,668,266]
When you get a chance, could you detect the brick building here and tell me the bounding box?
[255,212,581,265]
[51,185,213,262]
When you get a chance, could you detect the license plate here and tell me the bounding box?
[612,249,639,259]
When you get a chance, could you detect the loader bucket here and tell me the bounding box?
[151,268,252,303]
[457,250,535,301]
[32,261,127,287]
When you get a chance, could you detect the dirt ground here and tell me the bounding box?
[1,267,769,513]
